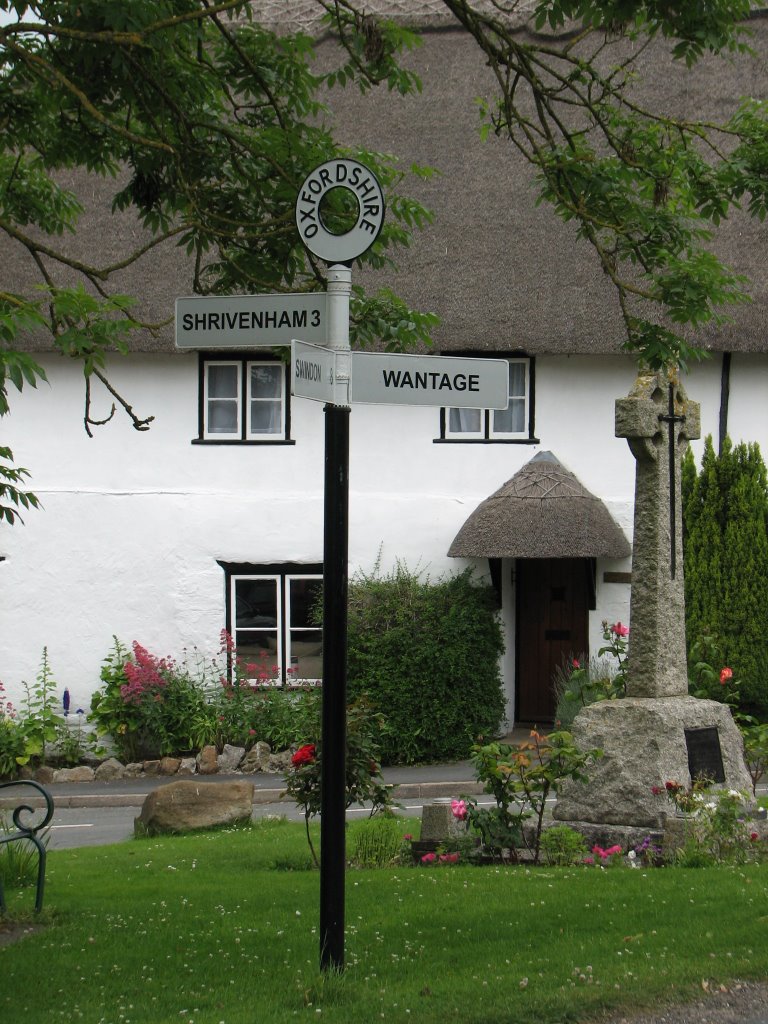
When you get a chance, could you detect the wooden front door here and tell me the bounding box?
[516,558,590,725]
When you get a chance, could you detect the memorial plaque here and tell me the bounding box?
[684,726,725,784]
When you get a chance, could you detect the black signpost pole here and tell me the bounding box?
[319,401,349,972]
[294,161,386,975]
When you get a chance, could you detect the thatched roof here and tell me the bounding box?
[5,4,768,356]
[447,451,632,558]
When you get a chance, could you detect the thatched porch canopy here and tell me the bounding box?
[448,452,631,559]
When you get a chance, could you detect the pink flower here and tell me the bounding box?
[719,667,733,684]
[572,658,581,669]
[750,832,759,842]
[421,852,437,864]
[451,799,468,821]
[402,834,413,841]
[439,852,460,864]
[584,856,595,866]
[611,622,629,638]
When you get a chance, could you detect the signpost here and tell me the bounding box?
[175,157,508,976]
[175,292,327,348]
[291,340,338,405]
[349,351,509,408]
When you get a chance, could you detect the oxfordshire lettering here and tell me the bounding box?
[381,369,480,392]
[182,308,318,333]
[298,164,380,237]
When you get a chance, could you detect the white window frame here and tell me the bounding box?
[203,360,241,440]
[443,357,532,441]
[246,362,286,440]
[228,569,323,687]
[489,359,530,439]
[201,357,288,442]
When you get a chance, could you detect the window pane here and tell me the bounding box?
[208,364,238,398]
[232,631,280,682]
[448,407,481,433]
[250,364,282,399]
[235,578,278,628]
[288,577,323,628]
[287,629,323,683]
[250,401,281,434]
[493,397,525,434]
[509,361,526,398]
[208,400,238,433]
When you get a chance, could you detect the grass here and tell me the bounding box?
[0,818,766,1024]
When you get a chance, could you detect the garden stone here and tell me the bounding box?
[124,762,144,777]
[240,743,270,774]
[142,759,161,776]
[33,765,55,785]
[554,696,752,829]
[266,750,292,773]
[197,745,218,775]
[217,744,245,773]
[134,779,254,835]
[94,757,125,781]
[158,756,181,775]
[178,757,197,776]
[54,765,95,783]
[420,798,467,842]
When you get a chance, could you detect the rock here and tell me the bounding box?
[124,762,144,777]
[241,741,271,774]
[554,696,753,831]
[178,757,197,776]
[421,799,468,842]
[217,744,245,774]
[53,765,95,783]
[158,756,181,776]
[266,750,292,773]
[142,759,161,776]
[33,765,56,785]
[134,780,254,836]
[95,757,125,781]
[197,745,218,775]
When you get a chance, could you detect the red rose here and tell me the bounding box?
[291,743,316,767]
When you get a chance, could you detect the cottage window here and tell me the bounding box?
[440,357,535,442]
[196,355,292,443]
[220,563,323,685]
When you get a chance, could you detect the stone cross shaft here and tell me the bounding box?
[615,370,700,698]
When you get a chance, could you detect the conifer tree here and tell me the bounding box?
[684,436,768,715]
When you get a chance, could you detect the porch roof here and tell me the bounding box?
[447,452,631,560]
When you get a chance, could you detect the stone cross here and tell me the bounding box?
[615,370,700,698]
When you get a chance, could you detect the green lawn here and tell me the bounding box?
[1,818,767,1024]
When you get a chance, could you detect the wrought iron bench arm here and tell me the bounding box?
[0,780,54,914]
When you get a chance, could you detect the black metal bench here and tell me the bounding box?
[0,780,54,914]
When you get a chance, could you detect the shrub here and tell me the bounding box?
[282,699,395,866]
[346,563,505,763]
[539,825,589,866]
[90,638,215,761]
[348,814,403,868]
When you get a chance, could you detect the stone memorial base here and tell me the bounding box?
[553,696,753,841]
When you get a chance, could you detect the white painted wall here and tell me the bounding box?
[2,349,764,717]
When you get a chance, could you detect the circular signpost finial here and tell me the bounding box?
[296,158,385,264]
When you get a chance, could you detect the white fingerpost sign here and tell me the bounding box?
[175,293,327,349]
[291,340,338,404]
[295,158,385,264]
[349,351,510,409]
